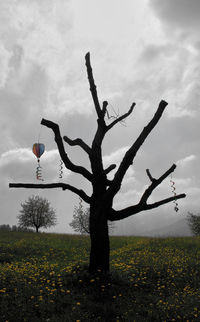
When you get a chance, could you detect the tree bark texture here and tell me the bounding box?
[89,204,110,272]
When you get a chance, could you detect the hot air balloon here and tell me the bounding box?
[32,143,45,180]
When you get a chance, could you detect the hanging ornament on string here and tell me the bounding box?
[170,174,179,212]
[32,143,45,181]
[59,159,63,179]
[106,103,127,126]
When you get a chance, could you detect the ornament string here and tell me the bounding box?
[36,159,43,181]
[59,159,63,179]
[170,174,179,212]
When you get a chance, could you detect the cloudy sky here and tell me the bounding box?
[0,0,199,234]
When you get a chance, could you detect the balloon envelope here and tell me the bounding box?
[32,143,45,159]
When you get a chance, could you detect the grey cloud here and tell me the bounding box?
[139,43,176,63]
[150,0,200,31]
[0,64,48,152]
[9,45,24,70]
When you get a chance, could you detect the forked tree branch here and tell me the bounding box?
[140,164,177,205]
[41,118,93,182]
[146,169,155,182]
[63,136,91,155]
[107,163,186,221]
[106,102,135,131]
[108,192,186,221]
[9,183,91,204]
[85,53,135,179]
[106,100,168,199]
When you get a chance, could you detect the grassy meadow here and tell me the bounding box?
[0,232,200,321]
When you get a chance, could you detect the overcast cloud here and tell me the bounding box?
[0,0,199,235]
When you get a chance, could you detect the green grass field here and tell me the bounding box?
[0,232,200,321]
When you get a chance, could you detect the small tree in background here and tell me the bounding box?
[69,198,114,234]
[0,224,34,232]
[187,212,200,236]
[17,195,56,233]
[69,198,90,234]
[0,224,11,232]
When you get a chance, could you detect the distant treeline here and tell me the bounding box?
[0,224,34,232]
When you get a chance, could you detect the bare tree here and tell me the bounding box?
[69,198,90,234]
[10,53,186,272]
[187,212,200,236]
[69,198,114,235]
[17,195,56,233]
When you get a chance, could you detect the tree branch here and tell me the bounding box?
[102,101,109,118]
[108,205,141,221]
[106,102,135,131]
[63,136,91,155]
[9,183,91,204]
[108,192,186,221]
[85,52,102,119]
[104,164,117,175]
[41,118,93,182]
[107,163,186,221]
[106,100,168,199]
[146,169,155,182]
[145,194,186,210]
[140,164,176,205]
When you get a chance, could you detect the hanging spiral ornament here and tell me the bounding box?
[59,159,63,179]
[36,159,44,181]
[170,175,179,212]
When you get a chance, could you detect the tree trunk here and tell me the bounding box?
[89,205,110,273]
[36,226,39,233]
